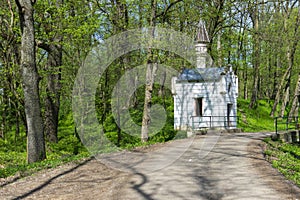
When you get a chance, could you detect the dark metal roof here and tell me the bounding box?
[178,67,225,82]
[196,20,210,43]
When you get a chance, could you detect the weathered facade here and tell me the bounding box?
[172,20,238,131]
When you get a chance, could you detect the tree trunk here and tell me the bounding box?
[286,8,300,117]
[38,0,63,143]
[158,70,166,98]
[0,89,6,139]
[271,56,280,100]
[270,66,292,117]
[110,0,129,145]
[280,84,290,117]
[242,37,248,99]
[271,5,300,117]
[44,44,62,143]
[141,62,158,142]
[249,0,260,108]
[288,74,300,118]
[16,0,46,163]
[141,0,157,143]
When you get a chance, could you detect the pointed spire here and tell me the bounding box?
[195,18,210,68]
[196,19,210,43]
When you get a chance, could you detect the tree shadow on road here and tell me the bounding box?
[11,157,94,200]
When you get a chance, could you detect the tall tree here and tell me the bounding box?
[15,0,45,163]
[35,0,63,143]
[0,0,26,138]
[141,0,157,143]
[270,2,300,117]
[249,0,261,108]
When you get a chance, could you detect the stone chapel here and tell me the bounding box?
[172,20,238,131]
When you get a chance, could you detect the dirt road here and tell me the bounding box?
[1,132,300,199]
[114,132,300,200]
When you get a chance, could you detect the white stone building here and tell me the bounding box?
[172,20,238,131]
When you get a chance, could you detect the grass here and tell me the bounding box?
[264,138,300,186]
[237,99,275,132]
[0,151,89,179]
[0,114,90,179]
[238,99,300,187]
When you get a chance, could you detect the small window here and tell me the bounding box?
[194,97,203,116]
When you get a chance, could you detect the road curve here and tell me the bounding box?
[116,132,300,200]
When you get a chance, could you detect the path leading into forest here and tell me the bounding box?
[1,132,300,200]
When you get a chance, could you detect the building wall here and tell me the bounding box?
[173,70,238,130]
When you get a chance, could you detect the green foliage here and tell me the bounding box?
[264,139,300,186]
[0,151,89,179]
[102,92,186,149]
[0,114,90,179]
[0,151,26,178]
[237,98,275,132]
